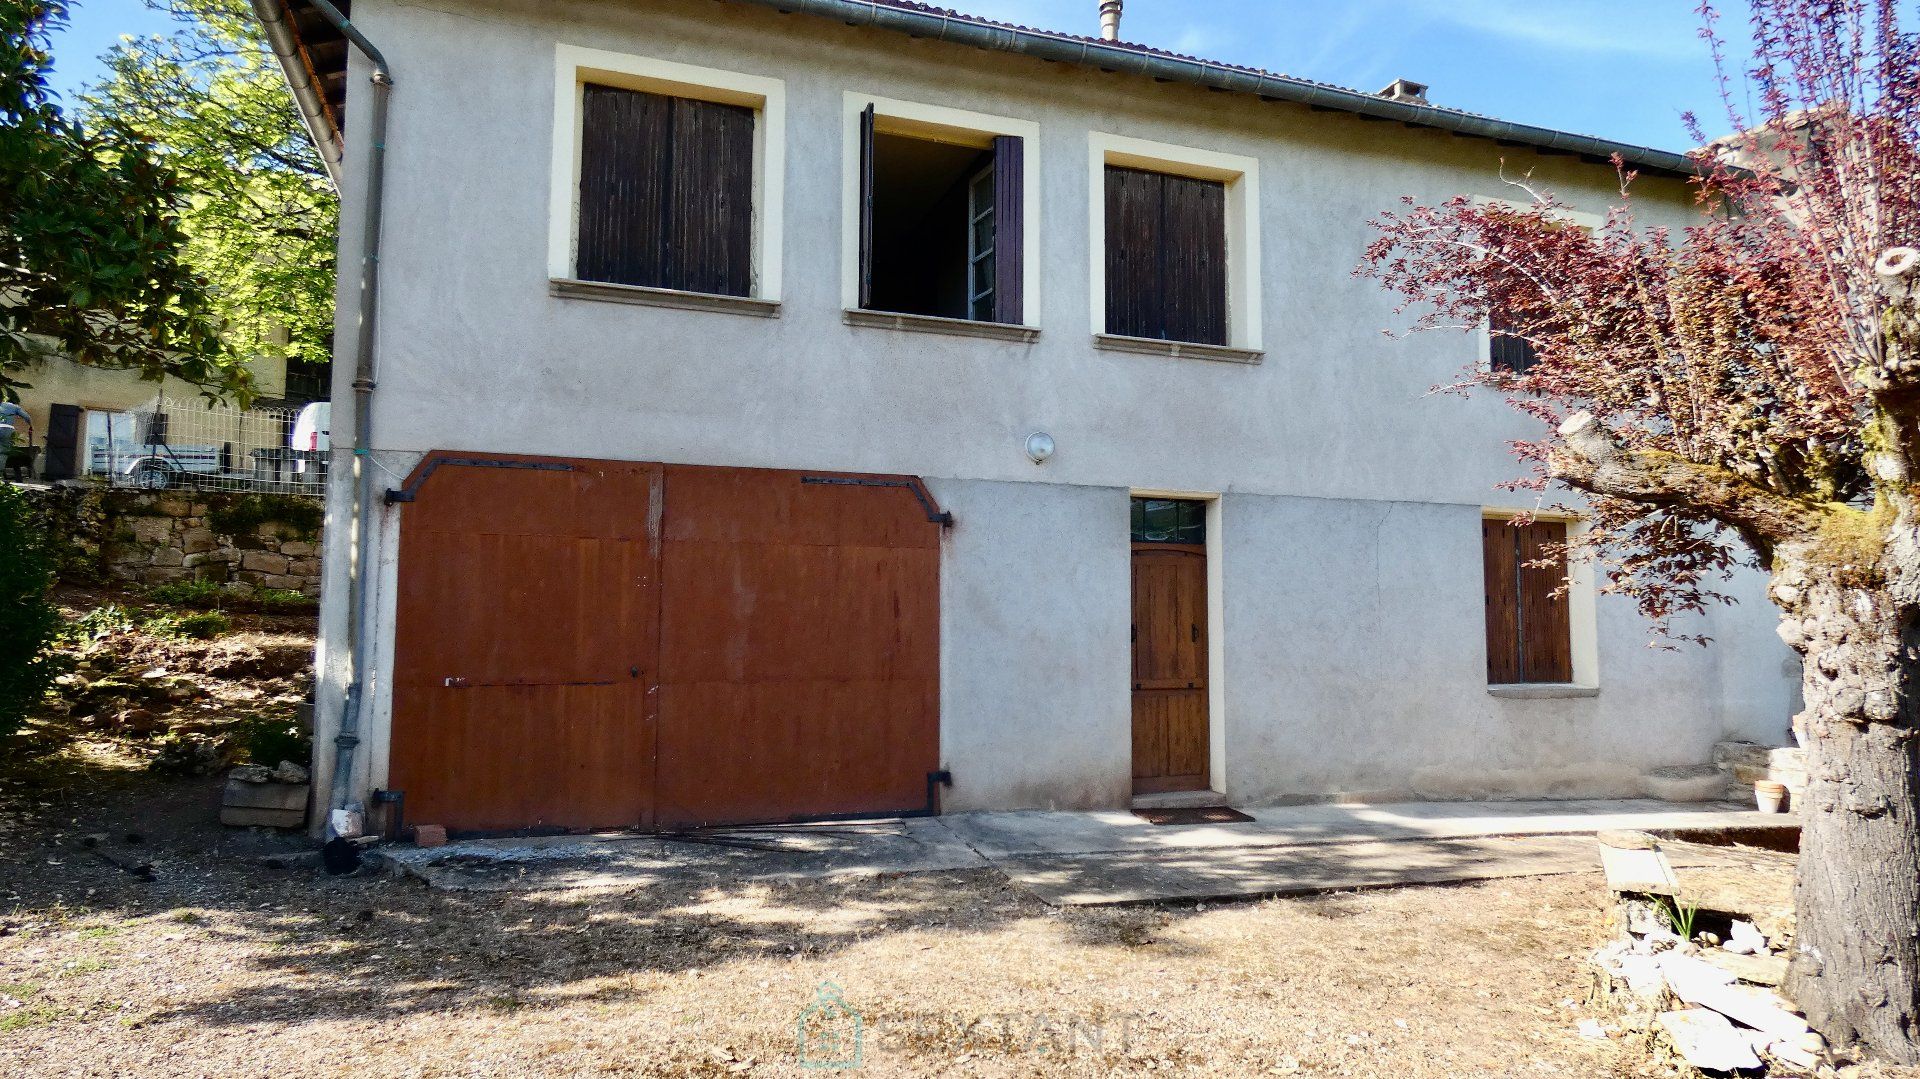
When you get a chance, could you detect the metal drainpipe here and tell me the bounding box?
[299,0,392,835]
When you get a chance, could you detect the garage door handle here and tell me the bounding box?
[443,676,618,688]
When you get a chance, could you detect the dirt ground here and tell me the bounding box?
[0,769,1663,1078]
[0,587,1826,1076]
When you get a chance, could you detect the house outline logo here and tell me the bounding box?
[795,980,863,1070]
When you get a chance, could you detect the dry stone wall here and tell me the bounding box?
[18,484,324,597]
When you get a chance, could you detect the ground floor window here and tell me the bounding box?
[1482,517,1574,684]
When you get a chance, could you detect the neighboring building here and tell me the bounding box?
[261,0,1798,835]
[8,343,328,482]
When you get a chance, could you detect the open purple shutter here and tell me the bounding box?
[991,135,1023,325]
[858,104,876,310]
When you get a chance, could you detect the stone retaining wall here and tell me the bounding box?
[18,483,324,597]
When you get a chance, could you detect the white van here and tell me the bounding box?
[291,402,331,454]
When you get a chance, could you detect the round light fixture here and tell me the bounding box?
[1025,431,1056,465]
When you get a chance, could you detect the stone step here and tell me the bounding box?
[1715,740,1807,802]
[1638,764,1730,803]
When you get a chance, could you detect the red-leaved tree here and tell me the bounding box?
[1360,0,1920,1062]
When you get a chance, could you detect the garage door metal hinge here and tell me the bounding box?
[387,457,577,504]
[801,476,954,527]
[925,769,954,815]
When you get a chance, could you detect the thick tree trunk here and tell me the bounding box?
[1775,563,1920,1063]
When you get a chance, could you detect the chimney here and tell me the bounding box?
[1377,78,1429,105]
[1099,0,1123,41]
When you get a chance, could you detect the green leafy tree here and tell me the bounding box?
[0,0,241,402]
[83,0,336,371]
[0,482,57,736]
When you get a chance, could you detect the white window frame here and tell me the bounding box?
[548,44,786,302]
[1471,196,1602,373]
[1089,133,1262,352]
[838,92,1042,325]
[1482,508,1599,690]
[965,163,997,322]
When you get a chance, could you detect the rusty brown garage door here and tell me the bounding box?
[387,453,942,834]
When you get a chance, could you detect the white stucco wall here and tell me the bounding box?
[309,0,1799,819]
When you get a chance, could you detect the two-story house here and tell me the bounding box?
[256,0,1798,836]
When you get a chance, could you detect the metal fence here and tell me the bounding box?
[86,396,328,495]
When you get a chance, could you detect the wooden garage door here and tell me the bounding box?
[387,454,941,834]
[388,456,662,833]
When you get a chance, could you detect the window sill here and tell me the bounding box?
[844,308,1040,343]
[549,278,780,318]
[1488,684,1600,700]
[1094,333,1263,365]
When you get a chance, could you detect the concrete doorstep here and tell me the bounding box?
[385,799,1797,906]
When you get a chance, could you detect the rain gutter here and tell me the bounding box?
[250,0,345,189]
[727,0,1703,178]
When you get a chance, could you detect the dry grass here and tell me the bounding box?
[0,762,1670,1078]
[0,587,1817,1076]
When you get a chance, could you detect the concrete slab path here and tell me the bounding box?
[387,799,1796,904]
[937,799,1793,860]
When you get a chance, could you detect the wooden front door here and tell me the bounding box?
[1131,540,1210,794]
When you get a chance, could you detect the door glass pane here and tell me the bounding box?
[1131,498,1205,544]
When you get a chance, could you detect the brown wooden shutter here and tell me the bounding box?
[991,135,1023,325]
[42,404,81,481]
[1518,522,1574,682]
[1483,518,1574,684]
[1104,166,1227,345]
[577,85,753,296]
[664,96,755,296]
[1482,518,1521,684]
[858,103,876,310]
[1161,173,1228,346]
[578,84,672,288]
[1489,311,1540,373]
[1105,166,1163,340]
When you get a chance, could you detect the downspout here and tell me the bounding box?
[300,0,393,836]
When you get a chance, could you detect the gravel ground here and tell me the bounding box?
[0,771,1683,1078]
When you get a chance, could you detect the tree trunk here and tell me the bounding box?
[1776,562,1920,1063]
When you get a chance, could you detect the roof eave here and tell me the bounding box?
[731,0,1704,180]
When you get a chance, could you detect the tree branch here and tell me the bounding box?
[1549,412,1832,545]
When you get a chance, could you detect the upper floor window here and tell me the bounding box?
[578,84,754,296]
[1473,197,1600,375]
[844,95,1039,328]
[1089,134,1261,357]
[549,46,785,304]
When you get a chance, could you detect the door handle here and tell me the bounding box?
[1190,624,1199,643]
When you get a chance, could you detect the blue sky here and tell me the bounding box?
[46,0,1751,151]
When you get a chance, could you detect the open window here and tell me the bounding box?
[855,104,1026,325]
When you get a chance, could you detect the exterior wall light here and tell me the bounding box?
[1025,431,1056,464]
